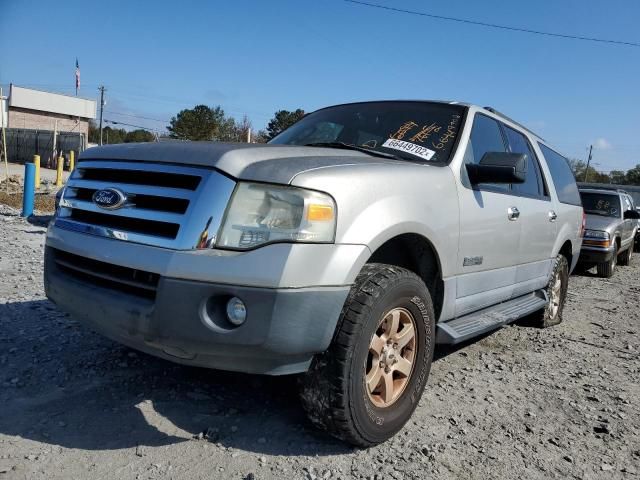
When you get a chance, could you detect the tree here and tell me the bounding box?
[567,158,610,183]
[102,126,127,144]
[252,129,269,144]
[626,165,640,186]
[88,119,99,144]
[125,129,155,143]
[265,109,305,140]
[609,170,627,185]
[168,105,228,141]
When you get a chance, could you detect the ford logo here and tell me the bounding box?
[92,188,127,210]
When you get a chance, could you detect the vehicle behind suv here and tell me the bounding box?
[578,187,640,277]
[45,100,583,446]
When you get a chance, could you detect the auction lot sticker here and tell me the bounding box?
[382,138,436,161]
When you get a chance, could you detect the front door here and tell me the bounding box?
[456,114,521,316]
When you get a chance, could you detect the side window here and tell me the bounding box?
[623,195,632,211]
[538,143,582,206]
[465,114,508,191]
[503,126,545,198]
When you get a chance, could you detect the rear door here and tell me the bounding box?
[502,125,556,296]
[621,194,635,249]
[456,114,520,316]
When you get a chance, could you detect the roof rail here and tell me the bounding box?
[483,106,544,141]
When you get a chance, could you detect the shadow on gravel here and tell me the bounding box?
[2,298,536,456]
[26,215,53,227]
[0,300,352,456]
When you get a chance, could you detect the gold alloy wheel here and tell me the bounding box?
[365,307,417,408]
[549,270,562,319]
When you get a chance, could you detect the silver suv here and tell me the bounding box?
[578,187,639,277]
[44,101,583,446]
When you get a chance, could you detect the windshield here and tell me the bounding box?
[580,192,621,218]
[269,101,466,163]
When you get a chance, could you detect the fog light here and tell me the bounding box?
[226,297,247,326]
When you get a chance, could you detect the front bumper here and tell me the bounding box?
[44,225,370,375]
[44,247,350,375]
[578,245,616,264]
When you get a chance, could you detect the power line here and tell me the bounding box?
[104,119,161,131]
[343,0,640,48]
[104,110,169,124]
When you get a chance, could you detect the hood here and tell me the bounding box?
[79,142,400,184]
[584,213,621,234]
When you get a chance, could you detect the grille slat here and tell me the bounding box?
[52,248,160,299]
[70,188,189,214]
[68,209,180,238]
[78,167,201,190]
[62,198,186,224]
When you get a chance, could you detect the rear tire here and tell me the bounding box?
[597,245,617,278]
[618,245,633,266]
[537,254,568,328]
[299,263,435,447]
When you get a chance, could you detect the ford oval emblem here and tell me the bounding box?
[92,188,127,210]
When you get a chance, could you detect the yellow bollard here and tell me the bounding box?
[69,150,75,172]
[33,155,41,190]
[56,155,64,187]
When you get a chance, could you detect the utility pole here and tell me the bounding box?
[98,86,106,145]
[0,87,9,190]
[583,144,593,182]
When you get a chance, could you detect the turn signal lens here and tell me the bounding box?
[307,204,334,221]
[583,239,610,247]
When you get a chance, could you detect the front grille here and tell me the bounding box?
[51,247,160,299]
[55,160,236,249]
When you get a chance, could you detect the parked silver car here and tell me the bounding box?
[45,101,583,446]
[578,187,640,277]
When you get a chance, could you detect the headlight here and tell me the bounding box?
[217,183,336,249]
[584,229,609,239]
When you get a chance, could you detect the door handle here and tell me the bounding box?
[548,210,557,222]
[508,206,520,221]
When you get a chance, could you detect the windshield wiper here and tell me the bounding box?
[304,142,401,160]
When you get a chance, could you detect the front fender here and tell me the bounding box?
[292,163,460,278]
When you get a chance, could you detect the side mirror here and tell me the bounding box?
[624,209,640,220]
[466,152,527,185]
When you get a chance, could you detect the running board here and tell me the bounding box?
[436,290,548,345]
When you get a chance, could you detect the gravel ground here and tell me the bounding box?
[1,204,639,479]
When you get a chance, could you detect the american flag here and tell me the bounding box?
[75,58,80,95]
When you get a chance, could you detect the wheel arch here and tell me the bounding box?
[366,232,445,319]
[558,239,573,267]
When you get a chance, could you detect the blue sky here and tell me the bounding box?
[1,0,639,170]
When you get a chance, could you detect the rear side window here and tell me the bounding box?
[538,143,581,206]
[504,126,545,198]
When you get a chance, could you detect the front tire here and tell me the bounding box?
[597,244,617,278]
[618,245,633,266]
[299,264,435,447]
